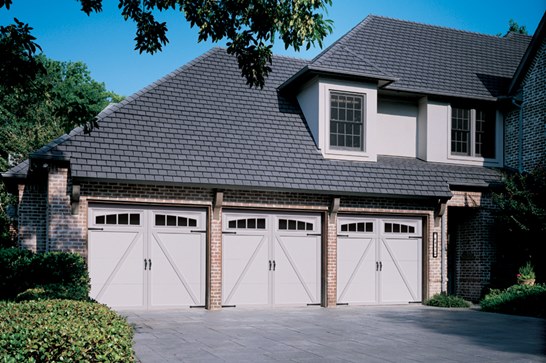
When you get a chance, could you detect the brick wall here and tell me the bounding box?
[18,164,474,308]
[447,190,496,301]
[505,38,546,171]
[17,178,47,252]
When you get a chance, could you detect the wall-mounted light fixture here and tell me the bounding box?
[433,232,439,258]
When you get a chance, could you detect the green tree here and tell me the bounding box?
[0,55,122,247]
[507,19,528,35]
[492,165,546,286]
[1,0,333,89]
[497,19,528,36]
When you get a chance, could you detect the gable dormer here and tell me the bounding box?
[297,77,380,161]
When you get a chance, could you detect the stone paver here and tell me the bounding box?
[122,305,546,362]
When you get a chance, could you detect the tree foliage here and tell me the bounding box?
[492,165,546,285]
[0,55,122,247]
[507,19,528,35]
[498,19,529,37]
[1,0,333,89]
[0,18,45,89]
[0,55,122,170]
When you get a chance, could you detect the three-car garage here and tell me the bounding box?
[87,205,424,309]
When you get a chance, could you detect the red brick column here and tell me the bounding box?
[208,193,223,310]
[325,211,337,307]
[46,165,86,253]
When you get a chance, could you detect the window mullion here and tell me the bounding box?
[470,109,476,157]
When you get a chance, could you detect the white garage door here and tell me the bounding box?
[222,212,321,306]
[337,216,422,305]
[88,205,206,309]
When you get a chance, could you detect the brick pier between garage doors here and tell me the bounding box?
[14,165,463,310]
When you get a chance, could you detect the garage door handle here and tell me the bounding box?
[269,260,272,271]
[307,233,321,236]
[376,261,379,271]
[88,227,104,231]
[148,259,152,270]
[191,230,207,234]
[379,261,382,271]
[144,259,148,270]
[273,261,276,271]
[337,234,349,237]
[223,231,237,235]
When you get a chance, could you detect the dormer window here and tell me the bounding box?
[330,92,365,151]
[451,107,495,158]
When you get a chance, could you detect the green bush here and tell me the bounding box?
[481,284,546,318]
[0,300,134,362]
[0,248,90,301]
[16,283,89,302]
[425,293,471,308]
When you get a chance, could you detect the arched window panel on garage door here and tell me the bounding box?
[340,221,374,233]
[278,218,314,231]
[383,221,418,234]
[154,214,198,227]
[227,218,267,229]
[94,212,141,226]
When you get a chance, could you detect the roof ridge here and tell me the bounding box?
[338,44,394,78]
[28,47,225,160]
[311,15,374,63]
[369,14,532,40]
[96,47,224,121]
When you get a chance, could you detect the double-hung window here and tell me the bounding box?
[330,92,365,151]
[451,107,495,158]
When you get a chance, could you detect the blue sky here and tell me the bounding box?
[2,1,544,96]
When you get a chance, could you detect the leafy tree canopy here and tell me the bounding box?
[507,19,528,35]
[0,55,123,171]
[1,0,333,89]
[497,19,528,36]
[0,54,122,247]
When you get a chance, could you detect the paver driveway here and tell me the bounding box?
[122,305,545,362]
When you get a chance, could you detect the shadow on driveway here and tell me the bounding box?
[122,305,545,362]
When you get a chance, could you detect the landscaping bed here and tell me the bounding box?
[0,248,135,362]
[481,284,546,318]
[0,300,134,362]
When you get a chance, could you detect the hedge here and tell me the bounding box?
[0,300,134,362]
[425,293,471,308]
[0,248,89,301]
[481,284,546,318]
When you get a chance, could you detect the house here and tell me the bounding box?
[2,14,542,309]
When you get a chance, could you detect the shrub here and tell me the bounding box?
[0,248,90,301]
[16,283,89,302]
[425,293,471,308]
[0,300,134,362]
[481,284,546,318]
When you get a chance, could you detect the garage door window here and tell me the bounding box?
[228,218,266,229]
[384,222,415,234]
[278,219,313,231]
[155,214,197,227]
[340,222,373,232]
[95,213,141,226]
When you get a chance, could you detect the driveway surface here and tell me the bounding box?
[122,305,545,362]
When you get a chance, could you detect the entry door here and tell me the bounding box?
[88,206,206,309]
[222,212,321,306]
[337,216,422,305]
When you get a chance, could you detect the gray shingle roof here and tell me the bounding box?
[307,15,531,100]
[4,47,502,199]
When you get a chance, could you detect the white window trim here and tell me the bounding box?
[319,80,377,162]
[446,105,503,166]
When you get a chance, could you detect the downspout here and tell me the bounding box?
[438,201,447,293]
[441,213,447,293]
[511,97,523,173]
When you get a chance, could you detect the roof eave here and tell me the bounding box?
[508,12,546,95]
[278,65,398,94]
[72,175,452,200]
